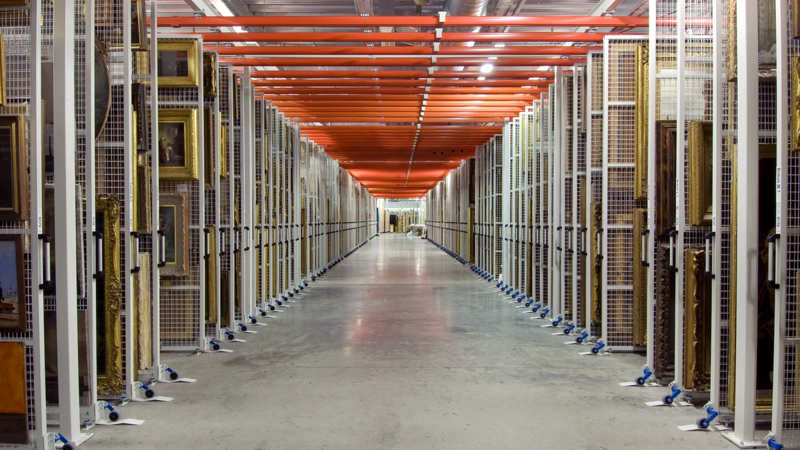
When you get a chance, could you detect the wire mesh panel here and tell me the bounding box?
[563,74,575,322]
[218,64,233,330]
[587,52,604,334]
[573,64,588,328]
[603,36,649,349]
[204,52,219,340]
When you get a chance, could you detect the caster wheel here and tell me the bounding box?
[696,418,710,429]
[300,286,305,290]
[576,337,583,344]
[250,318,257,324]
[241,325,248,332]
[269,305,275,311]
[591,347,600,354]
[636,377,645,386]
[261,311,268,317]
[663,395,674,405]
[109,411,120,422]
[63,443,76,450]
[145,389,155,399]
[227,334,235,341]
[540,313,546,319]
[563,328,571,335]
[288,292,294,298]
[277,301,283,306]
[213,344,221,351]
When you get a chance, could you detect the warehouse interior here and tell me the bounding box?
[0,0,796,448]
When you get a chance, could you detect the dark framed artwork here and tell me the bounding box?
[0,341,28,444]
[203,51,217,99]
[0,115,28,221]
[204,107,215,187]
[156,38,199,87]
[159,192,189,277]
[132,82,149,153]
[107,0,148,51]
[0,235,25,333]
[726,0,776,81]
[687,120,713,225]
[158,108,199,181]
[96,194,123,396]
[654,120,677,238]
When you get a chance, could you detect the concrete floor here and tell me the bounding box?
[90,234,732,449]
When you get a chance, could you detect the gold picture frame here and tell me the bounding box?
[632,208,647,347]
[792,57,800,151]
[0,37,7,106]
[203,51,217,99]
[687,121,713,226]
[633,44,649,200]
[96,194,123,397]
[107,0,147,51]
[205,227,217,324]
[132,82,149,153]
[684,248,711,392]
[156,38,199,87]
[204,107,215,187]
[220,123,228,179]
[136,155,151,233]
[132,252,152,376]
[795,0,800,40]
[655,120,677,237]
[0,116,29,222]
[590,202,602,324]
[158,108,199,181]
[726,0,777,81]
[159,192,189,277]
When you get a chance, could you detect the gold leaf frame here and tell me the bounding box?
[654,244,675,380]
[792,57,800,151]
[203,107,216,187]
[726,0,777,81]
[203,51,217,99]
[132,253,152,375]
[0,116,29,221]
[108,0,147,51]
[159,192,189,277]
[136,155,151,234]
[687,121,713,225]
[158,108,199,181]
[684,249,711,391]
[632,208,647,347]
[0,342,27,444]
[590,202,602,324]
[0,37,7,106]
[96,194,123,397]
[156,38,199,87]
[220,124,228,179]
[633,44,649,200]
[205,227,217,324]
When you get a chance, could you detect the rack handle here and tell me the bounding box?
[641,229,650,268]
[219,228,227,256]
[578,227,587,256]
[244,226,251,252]
[157,229,167,268]
[234,227,241,254]
[204,228,210,260]
[668,229,678,273]
[767,233,780,289]
[704,231,715,279]
[93,231,105,278]
[595,228,603,262]
[131,232,141,273]
[38,233,52,290]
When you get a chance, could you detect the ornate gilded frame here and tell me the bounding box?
[634,44,649,200]
[203,51,217,99]
[158,108,199,181]
[220,124,228,179]
[688,121,713,225]
[96,194,122,396]
[156,38,199,87]
[0,37,7,106]
[655,120,677,237]
[159,192,189,277]
[132,253,152,375]
[654,244,674,381]
[792,57,800,150]
[0,115,29,221]
[684,249,711,391]
[726,0,777,81]
[136,155,151,234]
[205,226,217,324]
[590,202,602,324]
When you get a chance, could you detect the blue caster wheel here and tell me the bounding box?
[212,343,220,351]
[277,300,283,306]
[636,377,646,386]
[241,325,248,332]
[697,418,710,429]
[288,292,294,298]
[576,337,584,344]
[269,305,275,311]
[662,395,674,405]
[250,318,257,324]
[109,410,120,422]
[591,346,600,354]
[227,333,235,341]
[169,371,179,381]
[563,328,571,335]
[261,310,268,317]
[145,389,155,399]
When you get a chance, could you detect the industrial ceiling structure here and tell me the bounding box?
[152,0,647,198]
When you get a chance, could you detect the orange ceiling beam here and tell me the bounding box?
[254,79,551,87]
[202,31,609,44]
[156,15,649,28]
[275,101,529,107]
[257,87,546,94]
[295,118,508,123]
[251,70,555,78]
[225,57,585,67]
[206,45,597,57]
[260,94,539,101]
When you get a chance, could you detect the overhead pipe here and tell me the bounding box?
[250,69,554,78]
[207,45,594,57]
[224,57,585,67]
[154,15,649,28]
[201,31,609,43]
[252,79,552,87]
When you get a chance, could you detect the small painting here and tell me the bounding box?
[0,116,28,221]
[158,109,198,181]
[159,193,188,276]
[0,235,25,333]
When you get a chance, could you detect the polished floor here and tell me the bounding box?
[91,234,731,449]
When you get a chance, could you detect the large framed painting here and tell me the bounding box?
[205,227,217,325]
[204,107,215,187]
[159,193,189,277]
[158,108,199,181]
[108,0,148,51]
[726,0,776,81]
[633,43,649,201]
[0,235,25,333]
[132,253,152,376]
[203,51,217,100]
[96,194,123,397]
[0,115,28,222]
[684,248,711,392]
[0,37,7,106]
[687,121,713,226]
[0,342,28,444]
[655,120,677,238]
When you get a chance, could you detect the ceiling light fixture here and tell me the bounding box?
[477,76,486,81]
[480,63,494,74]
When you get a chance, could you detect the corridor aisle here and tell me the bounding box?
[91,234,729,450]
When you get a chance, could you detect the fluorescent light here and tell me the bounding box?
[477,76,486,81]
[488,56,497,60]
[465,41,475,47]
[480,63,494,73]
[494,43,505,48]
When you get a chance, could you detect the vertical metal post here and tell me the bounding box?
[673,0,687,390]
[771,0,788,441]
[123,0,135,395]
[150,0,161,368]
[552,68,563,318]
[730,0,760,444]
[84,0,97,409]
[242,68,252,318]
[53,0,82,439]
[29,0,47,447]
[227,73,236,332]
[601,39,610,341]
[646,0,657,372]
[213,57,221,338]
[197,37,206,344]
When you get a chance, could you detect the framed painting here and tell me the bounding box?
[203,51,217,100]
[204,107,215,187]
[96,194,123,397]
[684,248,711,392]
[136,155,151,234]
[132,253,152,376]
[0,342,28,444]
[0,115,28,222]
[632,208,647,347]
[158,108,199,181]
[655,120,677,238]
[156,38,199,87]
[159,192,189,277]
[132,82,149,153]
[108,0,147,51]
[795,0,800,40]
[205,227,217,325]
[590,202,602,325]
[0,37,6,106]
[792,57,800,151]
[654,243,675,381]
[726,0,776,81]
[633,43,649,201]
[0,235,25,333]
[220,123,228,179]
[687,121,713,225]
